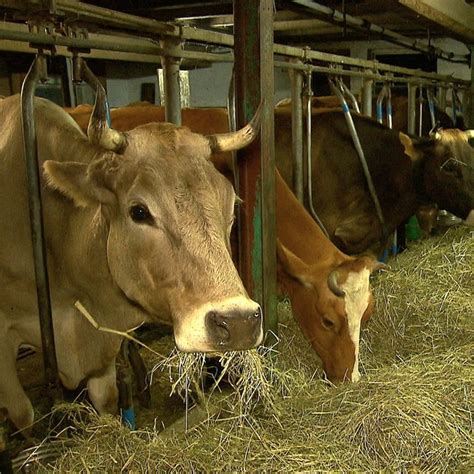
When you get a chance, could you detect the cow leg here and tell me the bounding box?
[0,343,34,435]
[86,361,118,415]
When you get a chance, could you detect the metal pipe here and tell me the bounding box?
[20,53,60,392]
[427,88,436,130]
[160,39,182,126]
[362,76,373,117]
[439,85,447,111]
[418,85,424,136]
[289,58,304,203]
[304,71,330,238]
[289,0,467,64]
[376,84,388,124]
[273,60,468,90]
[338,79,360,113]
[386,83,392,129]
[329,78,387,239]
[407,83,417,135]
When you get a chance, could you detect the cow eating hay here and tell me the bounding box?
[15,227,473,472]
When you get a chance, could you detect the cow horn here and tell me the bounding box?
[87,85,126,153]
[463,130,474,140]
[327,270,345,297]
[207,102,263,153]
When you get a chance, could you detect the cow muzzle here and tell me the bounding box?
[173,296,263,352]
[205,306,263,351]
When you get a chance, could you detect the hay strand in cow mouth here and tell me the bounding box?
[18,227,474,472]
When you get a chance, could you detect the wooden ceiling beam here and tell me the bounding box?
[399,0,474,42]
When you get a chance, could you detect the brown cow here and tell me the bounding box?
[276,170,381,382]
[68,103,381,382]
[0,94,263,433]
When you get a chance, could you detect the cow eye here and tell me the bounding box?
[321,316,335,330]
[129,204,153,224]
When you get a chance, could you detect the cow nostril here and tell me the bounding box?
[207,311,231,345]
[254,307,262,319]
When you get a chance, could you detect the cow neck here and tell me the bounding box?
[276,171,345,268]
[410,153,431,204]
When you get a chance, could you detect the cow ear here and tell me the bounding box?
[399,132,422,162]
[276,239,313,288]
[43,160,115,207]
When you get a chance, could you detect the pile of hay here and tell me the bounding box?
[18,227,473,472]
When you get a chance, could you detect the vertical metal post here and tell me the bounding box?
[21,53,60,391]
[362,75,373,117]
[160,39,182,125]
[438,84,447,112]
[407,83,417,135]
[234,0,277,341]
[289,59,304,202]
[469,47,474,128]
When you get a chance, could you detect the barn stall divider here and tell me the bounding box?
[0,0,471,468]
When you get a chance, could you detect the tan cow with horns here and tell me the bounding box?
[0,91,263,433]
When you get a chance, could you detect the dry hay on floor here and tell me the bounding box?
[19,227,473,472]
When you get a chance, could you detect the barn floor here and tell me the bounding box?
[9,226,474,472]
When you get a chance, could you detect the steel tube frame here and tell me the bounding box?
[407,83,417,135]
[20,52,59,392]
[0,21,469,88]
[160,39,183,126]
[290,0,466,63]
[289,58,304,203]
[329,78,387,239]
[304,71,330,238]
[362,76,373,117]
[418,85,424,137]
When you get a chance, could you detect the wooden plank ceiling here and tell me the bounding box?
[86,0,474,47]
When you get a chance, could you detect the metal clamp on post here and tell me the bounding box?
[376,81,392,129]
[303,69,329,238]
[21,51,61,401]
[329,76,388,242]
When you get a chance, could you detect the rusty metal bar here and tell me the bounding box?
[234,0,277,341]
[20,52,60,392]
[160,39,182,126]
[289,58,304,203]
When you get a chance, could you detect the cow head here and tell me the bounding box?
[43,89,264,353]
[399,130,474,220]
[277,242,382,382]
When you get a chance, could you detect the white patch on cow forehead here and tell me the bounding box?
[341,268,371,382]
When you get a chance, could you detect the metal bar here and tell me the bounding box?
[362,76,373,117]
[338,79,360,113]
[418,85,423,136]
[289,58,304,203]
[160,39,182,125]
[273,60,469,89]
[304,71,330,238]
[273,43,470,85]
[376,84,388,124]
[289,0,467,63]
[407,83,417,135]
[329,78,387,239]
[234,0,277,341]
[387,84,393,129]
[20,53,60,392]
[439,85,447,111]
[0,21,469,86]
[426,87,436,130]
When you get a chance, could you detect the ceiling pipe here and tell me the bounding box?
[289,0,469,64]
